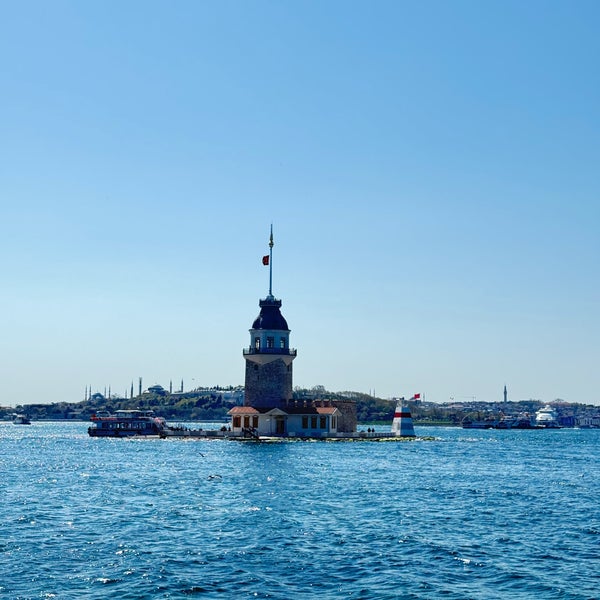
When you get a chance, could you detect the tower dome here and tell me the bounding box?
[252,297,289,331]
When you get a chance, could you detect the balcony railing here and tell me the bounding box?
[243,347,297,356]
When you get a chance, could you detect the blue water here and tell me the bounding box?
[1,423,599,599]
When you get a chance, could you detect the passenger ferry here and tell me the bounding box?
[461,417,495,429]
[88,410,168,437]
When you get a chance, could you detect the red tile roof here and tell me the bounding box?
[228,406,260,415]
[316,407,338,415]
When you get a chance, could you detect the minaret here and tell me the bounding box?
[243,226,296,409]
[504,385,507,404]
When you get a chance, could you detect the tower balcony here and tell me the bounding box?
[243,347,297,356]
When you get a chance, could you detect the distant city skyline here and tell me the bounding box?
[69,381,583,407]
[1,1,598,406]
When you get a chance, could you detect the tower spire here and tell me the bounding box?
[268,224,274,298]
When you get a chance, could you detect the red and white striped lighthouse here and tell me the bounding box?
[391,398,415,437]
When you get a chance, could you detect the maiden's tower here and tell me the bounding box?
[228,228,357,438]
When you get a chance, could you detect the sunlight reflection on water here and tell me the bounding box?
[1,422,599,599]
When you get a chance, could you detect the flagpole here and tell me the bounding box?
[268,224,274,297]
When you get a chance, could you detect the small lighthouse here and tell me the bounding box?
[391,398,415,437]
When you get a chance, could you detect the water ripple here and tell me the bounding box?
[1,423,599,599]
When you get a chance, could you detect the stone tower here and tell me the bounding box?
[243,228,296,409]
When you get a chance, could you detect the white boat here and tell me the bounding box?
[13,414,31,425]
[535,405,560,428]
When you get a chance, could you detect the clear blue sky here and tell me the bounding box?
[1,0,598,406]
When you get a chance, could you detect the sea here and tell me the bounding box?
[1,422,598,600]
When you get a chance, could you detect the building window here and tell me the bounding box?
[267,336,274,348]
[320,416,326,429]
[280,338,286,349]
[302,416,308,428]
[233,416,241,428]
[252,416,259,428]
[254,337,260,349]
[332,417,337,429]
[243,416,250,428]
[311,416,317,429]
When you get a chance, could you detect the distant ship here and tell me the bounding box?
[496,413,534,429]
[463,413,536,430]
[13,413,31,425]
[535,405,560,428]
[461,417,495,429]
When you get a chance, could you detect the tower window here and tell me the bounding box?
[280,338,286,348]
[267,336,274,348]
[254,337,260,349]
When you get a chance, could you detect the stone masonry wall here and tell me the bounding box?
[332,400,358,433]
[244,359,293,409]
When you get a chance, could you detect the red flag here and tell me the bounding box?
[412,393,420,400]
[262,255,269,265]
